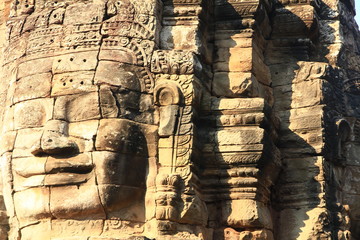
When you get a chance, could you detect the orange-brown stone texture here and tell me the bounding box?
[0,0,359,239]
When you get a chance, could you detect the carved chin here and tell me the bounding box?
[13,182,146,223]
[10,160,148,225]
[49,184,106,220]
[98,184,146,221]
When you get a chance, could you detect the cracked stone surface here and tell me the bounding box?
[0,0,360,239]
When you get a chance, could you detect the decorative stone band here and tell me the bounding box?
[4,0,162,65]
[164,0,203,5]
[272,4,319,40]
[277,0,321,8]
[151,50,202,76]
[215,1,261,20]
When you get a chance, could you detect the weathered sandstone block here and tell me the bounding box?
[0,0,359,239]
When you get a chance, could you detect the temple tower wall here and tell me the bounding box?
[0,0,360,239]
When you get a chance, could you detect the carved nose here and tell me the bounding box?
[31,120,78,155]
[41,132,78,155]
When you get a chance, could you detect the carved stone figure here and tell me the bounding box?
[0,0,360,239]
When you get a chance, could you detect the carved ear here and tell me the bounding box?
[336,119,352,161]
[154,82,182,136]
[336,119,351,142]
[154,82,182,106]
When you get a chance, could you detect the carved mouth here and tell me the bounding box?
[16,172,93,189]
[14,153,93,177]
[43,164,94,186]
[13,154,94,187]
[43,162,93,186]
[43,172,93,186]
[45,163,93,175]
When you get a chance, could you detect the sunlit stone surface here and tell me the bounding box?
[0,0,360,239]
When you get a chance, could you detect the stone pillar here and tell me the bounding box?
[199,0,280,238]
[322,0,360,238]
[267,0,332,238]
[1,0,360,239]
[267,0,356,238]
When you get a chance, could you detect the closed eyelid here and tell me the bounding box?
[54,92,101,122]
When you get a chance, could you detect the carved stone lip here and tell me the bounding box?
[43,172,92,186]
[14,154,93,178]
[17,172,92,189]
[44,163,93,175]
[15,164,93,178]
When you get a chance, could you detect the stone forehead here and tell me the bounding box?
[14,56,152,93]
[8,0,162,93]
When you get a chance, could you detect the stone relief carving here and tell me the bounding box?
[0,0,360,239]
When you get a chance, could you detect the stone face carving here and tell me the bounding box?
[0,0,360,239]
[1,0,159,239]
